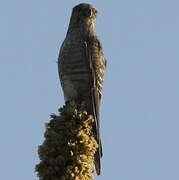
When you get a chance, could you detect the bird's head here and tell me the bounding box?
[69,3,98,28]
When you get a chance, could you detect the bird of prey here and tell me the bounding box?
[58,3,106,175]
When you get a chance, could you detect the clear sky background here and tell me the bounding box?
[1,0,179,179]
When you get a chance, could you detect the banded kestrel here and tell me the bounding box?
[58,3,106,175]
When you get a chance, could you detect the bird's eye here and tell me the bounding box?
[83,8,92,17]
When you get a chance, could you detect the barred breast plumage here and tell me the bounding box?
[59,32,92,102]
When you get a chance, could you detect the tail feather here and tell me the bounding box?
[94,138,103,175]
[94,149,101,175]
[91,88,102,175]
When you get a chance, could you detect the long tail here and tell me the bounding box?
[91,88,102,175]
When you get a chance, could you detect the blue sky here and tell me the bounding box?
[1,0,179,179]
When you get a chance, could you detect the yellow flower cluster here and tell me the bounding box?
[36,106,98,180]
